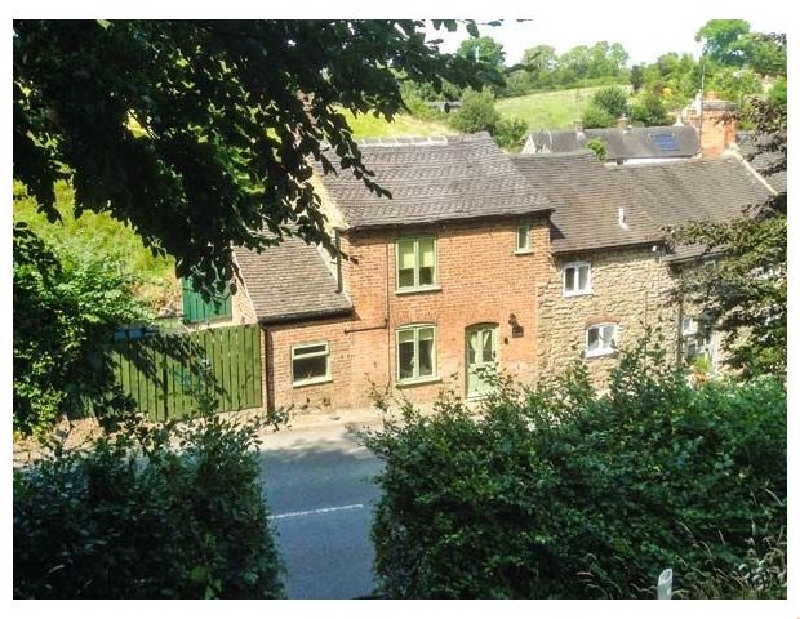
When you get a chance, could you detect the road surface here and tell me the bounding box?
[258,423,384,599]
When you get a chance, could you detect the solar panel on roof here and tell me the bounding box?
[650,133,679,152]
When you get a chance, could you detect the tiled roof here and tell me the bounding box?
[734,132,787,194]
[511,151,663,253]
[233,235,352,324]
[609,158,773,262]
[524,129,586,153]
[523,125,699,160]
[587,125,699,160]
[314,132,553,230]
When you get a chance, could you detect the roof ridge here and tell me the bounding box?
[354,132,487,147]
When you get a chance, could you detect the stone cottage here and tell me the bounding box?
[511,151,773,386]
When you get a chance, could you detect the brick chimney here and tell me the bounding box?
[699,93,737,158]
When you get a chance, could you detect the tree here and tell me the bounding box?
[13,19,489,288]
[581,104,615,129]
[13,220,152,435]
[589,86,629,120]
[629,91,670,126]
[448,87,500,134]
[738,32,787,76]
[707,67,762,106]
[457,35,505,67]
[630,64,645,93]
[675,35,787,377]
[695,19,751,66]
[456,35,506,90]
[493,116,528,150]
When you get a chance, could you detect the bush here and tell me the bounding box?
[493,116,528,150]
[14,415,285,599]
[590,86,630,120]
[13,222,153,437]
[629,91,670,126]
[581,103,615,129]
[363,336,786,599]
[449,87,500,135]
[586,137,607,161]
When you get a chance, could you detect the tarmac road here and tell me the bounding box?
[258,422,384,600]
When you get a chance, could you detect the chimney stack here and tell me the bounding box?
[617,114,629,131]
[699,94,737,158]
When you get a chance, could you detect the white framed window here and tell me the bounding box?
[564,262,592,296]
[516,225,531,252]
[396,237,436,291]
[397,325,436,383]
[291,342,331,386]
[682,315,716,369]
[586,323,617,357]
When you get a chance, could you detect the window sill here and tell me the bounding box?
[395,376,442,389]
[292,376,333,388]
[395,285,442,296]
[563,290,593,298]
[514,249,534,255]
[585,350,616,359]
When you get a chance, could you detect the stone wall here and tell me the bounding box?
[537,245,681,389]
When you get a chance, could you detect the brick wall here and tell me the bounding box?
[537,245,680,389]
[343,216,552,405]
[263,216,552,411]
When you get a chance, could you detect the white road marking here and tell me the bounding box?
[270,503,365,520]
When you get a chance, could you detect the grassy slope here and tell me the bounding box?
[496,85,632,130]
[341,109,453,138]
[13,181,179,312]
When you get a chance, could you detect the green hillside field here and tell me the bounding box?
[496,85,632,130]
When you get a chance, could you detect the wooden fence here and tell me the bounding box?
[112,325,262,421]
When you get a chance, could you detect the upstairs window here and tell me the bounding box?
[586,323,617,357]
[516,225,531,252]
[397,237,436,291]
[563,262,591,296]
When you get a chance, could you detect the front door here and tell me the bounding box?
[466,324,498,398]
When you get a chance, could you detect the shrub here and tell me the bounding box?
[590,86,630,120]
[13,222,153,436]
[13,415,284,599]
[586,137,607,161]
[629,91,670,126]
[581,103,615,129]
[493,116,528,150]
[449,87,500,135]
[363,335,786,599]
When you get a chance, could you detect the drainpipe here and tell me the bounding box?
[386,242,392,389]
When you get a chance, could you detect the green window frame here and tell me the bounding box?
[291,341,331,386]
[396,325,436,383]
[396,237,437,291]
[516,225,531,252]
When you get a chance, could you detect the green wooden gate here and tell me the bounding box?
[112,325,262,421]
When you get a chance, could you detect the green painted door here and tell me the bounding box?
[466,324,498,398]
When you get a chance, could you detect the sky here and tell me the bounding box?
[421,4,790,67]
